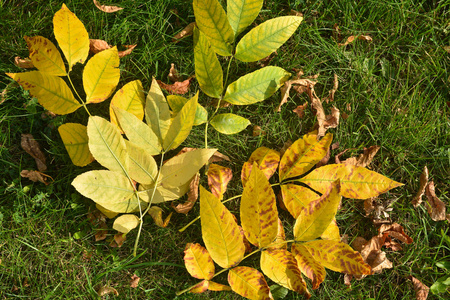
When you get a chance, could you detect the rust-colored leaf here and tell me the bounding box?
[207,164,232,199]
[291,244,326,289]
[189,280,209,293]
[252,125,266,136]
[118,44,137,58]
[184,243,215,280]
[228,266,273,300]
[130,274,140,288]
[21,133,47,171]
[277,78,317,112]
[408,276,429,300]
[157,77,192,95]
[97,286,119,296]
[292,102,308,118]
[110,233,126,247]
[425,181,446,221]
[339,146,380,168]
[172,22,196,43]
[379,222,413,248]
[241,147,280,187]
[14,56,34,68]
[338,35,372,46]
[172,173,200,214]
[148,206,173,227]
[20,170,52,185]
[93,0,123,13]
[89,39,111,53]
[412,166,429,208]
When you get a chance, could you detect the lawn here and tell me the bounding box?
[0,0,449,299]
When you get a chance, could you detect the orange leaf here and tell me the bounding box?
[241,147,280,187]
[425,181,446,221]
[408,276,429,300]
[89,39,111,53]
[172,22,196,43]
[207,164,232,199]
[118,44,137,58]
[412,166,428,208]
[228,266,273,300]
[14,56,34,68]
[280,184,320,219]
[292,102,308,118]
[21,133,47,171]
[184,243,215,280]
[172,173,200,214]
[291,244,326,289]
[110,232,126,247]
[93,0,123,13]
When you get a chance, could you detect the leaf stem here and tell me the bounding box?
[66,73,91,116]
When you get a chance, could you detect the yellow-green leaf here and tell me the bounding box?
[167,94,208,126]
[193,0,234,56]
[6,71,81,114]
[112,106,162,155]
[227,0,263,36]
[241,147,280,187]
[125,141,157,185]
[228,266,272,300]
[280,184,320,219]
[279,132,333,181]
[110,80,145,130]
[291,244,326,290]
[300,164,404,199]
[159,148,217,189]
[113,214,140,234]
[241,163,278,248]
[163,93,197,151]
[58,123,94,167]
[294,181,341,242]
[53,4,89,71]
[235,16,303,62]
[184,243,215,280]
[207,163,233,200]
[145,78,171,144]
[223,66,290,105]
[210,113,250,134]
[139,179,191,204]
[260,249,310,296]
[25,36,66,75]
[72,170,140,213]
[83,47,120,103]
[87,116,128,176]
[321,218,340,241]
[302,240,372,275]
[200,186,245,268]
[194,27,223,98]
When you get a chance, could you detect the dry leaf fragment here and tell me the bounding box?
[172,22,196,43]
[292,102,308,118]
[21,134,47,171]
[412,166,429,208]
[341,146,380,168]
[338,35,373,46]
[408,276,429,300]
[252,125,266,136]
[323,73,339,103]
[95,221,108,241]
[168,63,180,82]
[89,39,111,53]
[130,274,140,288]
[93,0,123,13]
[97,285,119,296]
[14,56,34,68]
[20,170,52,185]
[157,77,193,95]
[110,233,126,247]
[425,181,446,221]
[289,9,304,17]
[172,174,200,214]
[444,46,450,54]
[118,44,137,58]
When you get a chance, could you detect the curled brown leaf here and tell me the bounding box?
[172,174,200,214]
[14,56,34,68]
[338,35,373,46]
[292,102,308,118]
[97,286,119,296]
[408,276,429,300]
[425,181,446,221]
[110,233,126,247]
[339,146,380,168]
[93,0,123,13]
[20,170,52,185]
[172,22,196,43]
[130,274,140,288]
[21,133,47,171]
[412,166,429,208]
[157,77,193,95]
[118,44,137,58]
[89,39,111,53]
[168,63,180,82]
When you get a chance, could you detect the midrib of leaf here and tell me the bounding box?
[37,46,66,75]
[284,186,308,207]
[190,250,208,279]
[300,177,391,186]
[129,155,156,182]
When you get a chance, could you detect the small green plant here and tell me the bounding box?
[431,260,450,294]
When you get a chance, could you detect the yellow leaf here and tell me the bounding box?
[241,163,278,248]
[241,147,280,187]
[184,243,215,280]
[53,4,89,71]
[279,131,333,181]
[320,218,340,241]
[207,281,232,291]
[147,206,172,227]
[96,203,118,219]
[58,123,94,167]
[228,266,273,300]
[6,71,81,115]
[125,141,158,185]
[227,0,263,36]
[267,218,287,250]
[200,186,245,268]
[207,163,233,199]
[302,240,372,275]
[280,184,320,219]
[189,280,209,293]
[25,36,66,76]
[113,214,140,234]
[291,244,326,290]
[83,47,120,103]
[260,249,310,297]
[300,164,404,199]
[110,80,145,130]
[145,78,171,144]
[294,181,341,242]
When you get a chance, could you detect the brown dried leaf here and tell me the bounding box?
[97,285,119,296]
[130,274,140,288]
[408,276,429,300]
[322,106,340,134]
[118,44,137,58]
[82,250,93,261]
[323,73,339,103]
[379,223,413,247]
[342,146,380,168]
[20,170,52,185]
[89,39,111,53]
[425,181,446,221]
[277,81,292,111]
[168,63,180,82]
[93,0,123,13]
[15,56,34,68]
[412,166,429,208]
[292,102,308,118]
[338,35,372,46]
[157,77,192,95]
[148,206,173,227]
[21,134,47,171]
[110,233,126,247]
[358,35,373,42]
[252,125,266,136]
[364,197,376,216]
[95,221,108,241]
[172,22,196,43]
[172,174,200,214]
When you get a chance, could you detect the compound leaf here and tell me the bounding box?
[58,123,94,167]
[113,214,140,234]
[210,113,250,134]
[227,0,263,36]
[228,266,272,300]
[184,243,215,280]
[25,36,66,76]
[235,16,303,62]
[110,80,145,129]
[223,66,290,105]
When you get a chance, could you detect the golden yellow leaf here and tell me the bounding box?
[24,36,65,76]
[280,184,320,219]
[58,123,94,167]
[184,243,215,280]
[148,206,172,228]
[320,218,340,241]
[241,147,280,187]
[113,214,140,234]
[189,280,209,293]
[110,80,145,130]
[228,266,273,300]
[207,281,232,291]
[291,244,326,289]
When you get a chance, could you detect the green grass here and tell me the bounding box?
[1,0,449,299]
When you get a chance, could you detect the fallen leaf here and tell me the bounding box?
[340,146,380,168]
[425,181,446,221]
[130,274,140,288]
[172,174,200,214]
[322,106,340,134]
[252,125,266,136]
[97,285,119,296]
[118,44,137,58]
[157,77,193,95]
[89,39,111,53]
[364,197,377,216]
[148,206,173,227]
[338,35,373,46]
[21,134,47,171]
[292,102,308,118]
[20,170,52,185]
[172,22,196,43]
[93,0,123,13]
[207,164,232,199]
[14,56,34,68]
[412,166,429,208]
[408,276,429,300]
[109,233,126,247]
[351,236,392,277]
[168,63,180,82]
[323,73,339,103]
[316,141,339,168]
[379,223,413,248]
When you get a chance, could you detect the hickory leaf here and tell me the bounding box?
[25,36,66,76]
[291,244,326,289]
[145,78,171,144]
[227,0,263,36]
[109,80,145,130]
[228,267,272,300]
[125,141,158,185]
[184,243,215,280]
[210,113,250,134]
[280,184,320,219]
[58,123,94,167]
[167,93,208,125]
